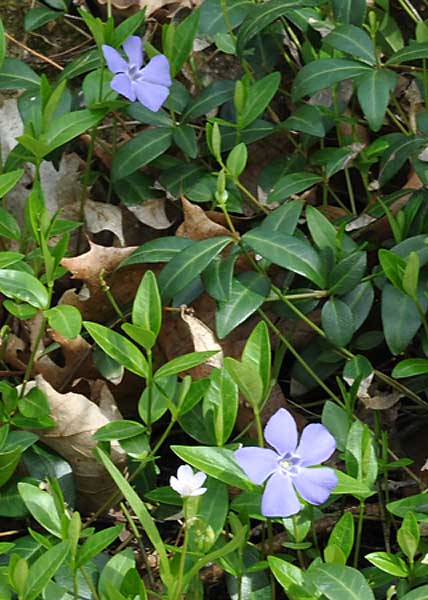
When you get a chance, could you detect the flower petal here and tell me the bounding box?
[189,487,207,497]
[110,73,136,101]
[123,36,143,69]
[177,464,193,481]
[261,472,301,517]
[234,447,278,485]
[192,471,207,488]
[293,467,338,505]
[134,80,170,112]
[296,423,336,466]
[169,475,181,494]
[264,408,298,455]
[140,55,172,87]
[102,45,128,73]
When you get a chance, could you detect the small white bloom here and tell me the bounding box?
[170,464,207,498]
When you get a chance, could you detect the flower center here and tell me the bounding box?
[127,64,139,80]
[278,453,300,476]
[280,459,291,471]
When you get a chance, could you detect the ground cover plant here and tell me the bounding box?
[3,0,428,597]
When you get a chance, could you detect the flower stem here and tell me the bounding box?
[353,500,365,568]
[175,499,189,600]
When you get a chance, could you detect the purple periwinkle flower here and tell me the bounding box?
[102,36,172,112]
[234,408,338,517]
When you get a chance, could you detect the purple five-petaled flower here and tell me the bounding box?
[234,408,338,517]
[102,36,172,112]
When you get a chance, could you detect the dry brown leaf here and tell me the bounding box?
[344,372,402,410]
[126,199,173,230]
[96,0,198,16]
[180,305,223,374]
[60,242,152,321]
[176,198,231,240]
[85,200,125,246]
[28,375,127,512]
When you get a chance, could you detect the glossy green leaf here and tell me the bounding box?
[332,0,366,25]
[397,512,419,563]
[158,236,232,302]
[269,556,318,599]
[392,358,428,378]
[0,169,24,198]
[112,128,173,181]
[326,512,354,564]
[169,9,200,77]
[381,283,422,354]
[199,0,251,37]
[83,321,148,378]
[325,24,375,64]
[0,252,24,268]
[386,41,428,65]
[43,109,106,154]
[225,356,264,408]
[283,104,325,137]
[357,69,397,131]
[387,493,428,522]
[321,298,354,346]
[0,58,40,90]
[365,552,408,577]
[216,273,270,338]
[0,17,5,70]
[343,281,374,331]
[401,587,428,600]
[242,321,271,400]
[182,81,235,121]
[44,305,82,339]
[268,172,323,203]
[93,420,146,442]
[0,446,22,487]
[329,252,367,295]
[239,72,280,128]
[306,205,337,253]
[132,270,162,338]
[18,483,62,537]
[292,59,371,102]
[18,388,50,419]
[120,237,193,266]
[23,541,70,600]
[203,368,238,446]
[202,254,236,301]
[379,135,425,185]
[173,124,198,159]
[226,143,248,177]
[154,351,219,379]
[112,9,146,46]
[171,445,257,491]
[346,420,378,490]
[237,0,303,55]
[76,525,123,567]
[24,7,61,32]
[0,270,48,309]
[309,564,375,599]
[243,228,325,287]
[189,478,229,553]
[402,251,420,299]
[260,200,305,234]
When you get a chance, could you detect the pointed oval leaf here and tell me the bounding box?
[332,0,366,26]
[120,237,193,266]
[154,351,219,379]
[386,42,428,65]
[18,483,62,537]
[0,169,24,198]
[324,25,375,65]
[357,69,397,132]
[260,200,305,234]
[112,128,173,181]
[392,358,428,378]
[76,525,124,568]
[0,270,48,309]
[0,58,40,90]
[309,564,375,600]
[321,297,354,346]
[381,283,422,354]
[24,540,70,600]
[132,270,162,337]
[268,172,323,203]
[44,305,82,339]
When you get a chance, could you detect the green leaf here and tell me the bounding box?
[242,321,271,400]
[402,251,420,299]
[0,269,48,309]
[182,81,235,121]
[269,556,318,599]
[216,273,270,338]
[189,478,229,552]
[331,471,372,498]
[0,17,5,70]
[173,124,198,159]
[120,237,193,266]
[392,358,428,378]
[284,104,325,137]
[23,541,70,600]
[322,401,350,452]
[397,511,419,563]
[379,135,425,185]
[44,305,82,339]
[387,493,428,522]
[357,69,397,132]
[58,50,100,81]
[18,387,50,419]
[326,512,355,564]
[0,169,24,198]
[239,72,280,128]
[268,172,323,203]
[169,9,200,77]
[0,446,22,487]
[43,109,106,154]
[158,236,232,302]
[386,41,428,65]
[308,564,375,600]
[325,25,375,65]
[365,552,408,577]
[83,321,148,378]
[322,298,354,346]
[24,7,61,32]
[0,208,22,241]
[401,587,428,600]
[171,445,257,491]
[0,58,40,90]
[113,9,146,46]
[226,143,248,177]
[202,254,235,301]
[93,420,146,442]
[18,483,62,537]
[199,0,251,38]
[292,59,371,102]
[76,525,124,567]
[224,357,264,409]
[127,102,172,127]
[260,200,304,234]
[243,228,325,287]
[132,270,162,338]
[112,128,173,181]
[332,0,366,26]
[328,252,367,295]
[154,351,219,379]
[95,449,172,588]
[0,252,24,268]
[346,420,378,490]
[237,0,303,55]
[344,281,374,331]
[381,283,422,354]
[306,205,337,253]
[203,368,238,446]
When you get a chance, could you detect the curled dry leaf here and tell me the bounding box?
[28,375,126,512]
[176,198,231,240]
[60,242,152,321]
[126,199,173,230]
[180,305,223,375]
[85,200,125,246]
[344,372,402,410]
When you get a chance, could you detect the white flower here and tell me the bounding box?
[170,465,207,498]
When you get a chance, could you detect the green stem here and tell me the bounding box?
[79,566,101,600]
[99,269,124,319]
[292,514,306,569]
[175,499,190,600]
[121,502,156,589]
[353,500,365,568]
[254,409,264,448]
